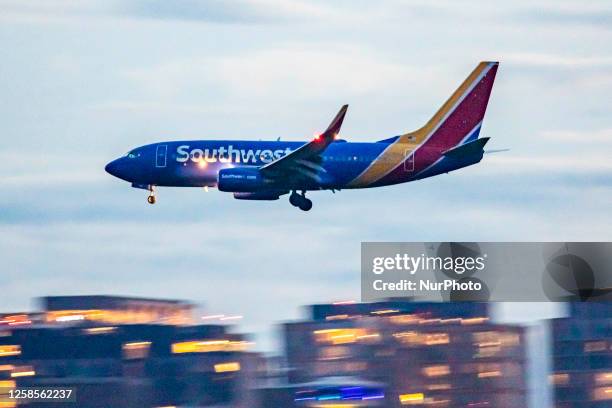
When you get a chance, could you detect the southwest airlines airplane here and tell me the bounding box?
[106,61,499,211]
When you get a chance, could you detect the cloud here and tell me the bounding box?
[515,5,612,29]
[121,45,418,101]
[485,153,612,174]
[0,151,105,187]
[0,0,343,25]
[121,0,339,24]
[504,53,612,68]
[540,128,612,143]
[0,0,112,24]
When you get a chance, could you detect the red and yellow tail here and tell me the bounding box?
[349,61,499,187]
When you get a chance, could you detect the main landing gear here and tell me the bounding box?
[289,191,312,211]
[147,186,156,205]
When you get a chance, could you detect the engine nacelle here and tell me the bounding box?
[217,167,269,192]
[233,191,286,201]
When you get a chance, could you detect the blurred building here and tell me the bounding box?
[0,295,262,408]
[283,301,527,407]
[550,303,612,408]
[42,295,194,325]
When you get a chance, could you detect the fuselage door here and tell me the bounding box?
[156,144,168,168]
[404,148,415,172]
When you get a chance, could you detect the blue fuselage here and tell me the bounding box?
[105,139,482,192]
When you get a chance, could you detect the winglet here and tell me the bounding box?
[322,104,348,139]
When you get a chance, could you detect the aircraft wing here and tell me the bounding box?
[259,105,348,183]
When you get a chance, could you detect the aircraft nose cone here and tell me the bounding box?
[105,158,132,181]
[105,159,120,177]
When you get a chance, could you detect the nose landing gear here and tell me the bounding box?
[289,191,312,211]
[147,186,156,205]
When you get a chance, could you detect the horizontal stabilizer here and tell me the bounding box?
[443,137,490,159]
[485,148,510,154]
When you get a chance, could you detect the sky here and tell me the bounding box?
[1,0,611,387]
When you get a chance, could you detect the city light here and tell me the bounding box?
[595,372,612,385]
[422,365,450,378]
[214,362,241,373]
[399,392,424,405]
[0,315,32,326]
[549,373,570,385]
[477,370,502,378]
[10,367,35,377]
[171,340,251,354]
[122,341,152,360]
[47,306,192,326]
[0,380,16,408]
[313,328,380,345]
[83,326,117,335]
[0,346,20,357]
[371,309,399,315]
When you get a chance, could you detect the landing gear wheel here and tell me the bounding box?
[298,198,312,211]
[147,195,156,205]
[289,192,300,207]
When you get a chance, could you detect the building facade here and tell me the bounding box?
[551,303,612,408]
[284,301,527,407]
[0,296,262,408]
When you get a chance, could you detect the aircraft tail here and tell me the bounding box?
[399,61,498,146]
[348,62,499,187]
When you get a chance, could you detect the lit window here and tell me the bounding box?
[0,345,20,357]
[83,327,116,335]
[592,386,612,401]
[550,373,570,385]
[214,362,241,373]
[318,346,352,360]
[313,328,379,345]
[422,365,450,377]
[426,383,451,391]
[394,330,449,346]
[478,370,502,378]
[595,372,612,385]
[399,393,424,405]
[123,341,151,360]
[11,366,35,377]
[585,341,607,353]
[424,333,449,345]
[171,340,250,354]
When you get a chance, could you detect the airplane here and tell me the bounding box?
[105,61,500,211]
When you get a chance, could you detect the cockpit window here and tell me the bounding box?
[126,151,139,159]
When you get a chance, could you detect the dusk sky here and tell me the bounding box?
[1,0,611,378]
